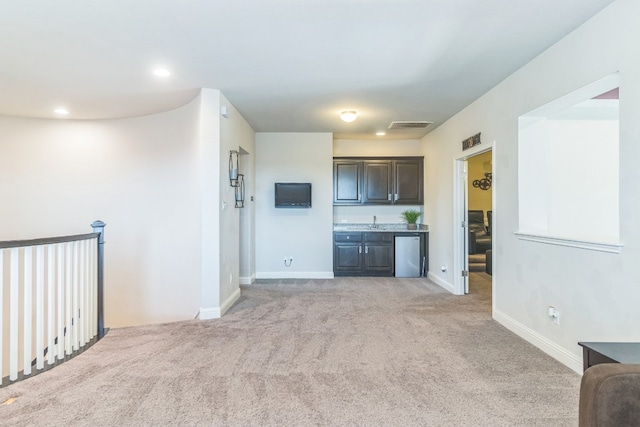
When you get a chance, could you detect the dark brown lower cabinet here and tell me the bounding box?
[333,233,363,274]
[334,232,394,276]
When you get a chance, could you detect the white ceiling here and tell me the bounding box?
[0,0,615,139]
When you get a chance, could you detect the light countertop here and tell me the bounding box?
[333,223,429,232]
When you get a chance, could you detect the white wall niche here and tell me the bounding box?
[517,73,621,252]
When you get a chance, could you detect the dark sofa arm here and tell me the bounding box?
[468,231,477,254]
[579,363,640,426]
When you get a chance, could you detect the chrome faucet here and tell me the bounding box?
[372,215,377,229]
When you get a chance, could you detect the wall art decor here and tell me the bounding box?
[462,132,481,151]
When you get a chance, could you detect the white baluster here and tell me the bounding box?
[10,248,19,381]
[65,242,72,356]
[36,245,45,370]
[72,241,78,351]
[78,240,86,347]
[0,248,4,386]
[90,239,97,338]
[47,244,55,365]
[57,243,65,360]
[24,246,33,376]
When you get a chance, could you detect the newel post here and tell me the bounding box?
[91,220,106,339]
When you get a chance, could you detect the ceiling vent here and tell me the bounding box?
[388,121,433,130]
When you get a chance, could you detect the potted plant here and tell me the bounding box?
[401,209,422,230]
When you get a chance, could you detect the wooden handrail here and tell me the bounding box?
[0,232,99,249]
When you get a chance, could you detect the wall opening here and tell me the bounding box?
[517,73,621,252]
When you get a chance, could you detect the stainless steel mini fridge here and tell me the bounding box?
[395,235,421,277]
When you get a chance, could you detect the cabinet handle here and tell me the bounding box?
[395,193,399,201]
[388,193,391,200]
[365,246,369,254]
[359,246,362,254]
[358,193,361,201]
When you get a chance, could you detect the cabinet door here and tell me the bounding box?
[334,161,362,204]
[363,243,394,274]
[334,243,363,273]
[363,161,392,204]
[394,159,424,204]
[363,232,394,274]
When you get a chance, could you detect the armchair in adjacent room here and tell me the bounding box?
[579,363,640,426]
[468,210,492,255]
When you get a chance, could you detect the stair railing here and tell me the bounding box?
[0,221,106,387]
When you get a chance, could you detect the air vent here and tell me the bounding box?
[388,121,433,130]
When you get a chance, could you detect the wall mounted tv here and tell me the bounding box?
[275,182,312,208]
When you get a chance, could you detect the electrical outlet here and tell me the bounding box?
[548,306,560,325]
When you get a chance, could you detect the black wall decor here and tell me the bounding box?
[473,172,492,190]
[229,150,240,187]
[235,174,245,208]
[462,132,481,151]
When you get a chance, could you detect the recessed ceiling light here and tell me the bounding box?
[376,131,386,136]
[54,108,69,115]
[340,110,358,122]
[153,68,171,77]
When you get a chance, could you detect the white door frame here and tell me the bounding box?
[453,141,495,296]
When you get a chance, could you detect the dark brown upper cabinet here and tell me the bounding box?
[333,160,362,204]
[333,157,423,206]
[394,159,424,204]
[363,160,393,204]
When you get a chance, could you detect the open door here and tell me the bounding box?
[453,159,469,295]
[454,144,494,296]
[463,161,470,294]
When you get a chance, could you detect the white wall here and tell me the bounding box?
[198,90,222,318]
[219,93,255,296]
[520,118,619,242]
[334,138,422,157]
[0,88,255,326]
[219,99,257,286]
[198,89,255,319]
[333,138,424,225]
[255,133,333,278]
[0,99,203,327]
[422,0,640,372]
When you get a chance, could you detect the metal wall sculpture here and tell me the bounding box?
[473,172,492,190]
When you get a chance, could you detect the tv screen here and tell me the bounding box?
[275,183,312,208]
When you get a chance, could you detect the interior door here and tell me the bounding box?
[462,160,470,294]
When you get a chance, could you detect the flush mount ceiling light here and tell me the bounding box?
[376,131,386,136]
[153,68,171,77]
[54,108,69,115]
[340,110,358,122]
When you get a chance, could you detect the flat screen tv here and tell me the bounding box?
[275,182,312,208]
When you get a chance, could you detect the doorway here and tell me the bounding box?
[453,143,494,303]
[466,151,493,296]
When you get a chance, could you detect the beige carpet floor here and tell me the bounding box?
[0,276,580,426]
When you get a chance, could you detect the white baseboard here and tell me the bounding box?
[493,309,583,374]
[256,271,335,280]
[427,271,455,294]
[198,307,219,320]
[239,274,255,285]
[198,287,242,320]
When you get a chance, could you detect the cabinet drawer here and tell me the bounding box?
[364,232,393,243]
[334,233,362,242]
